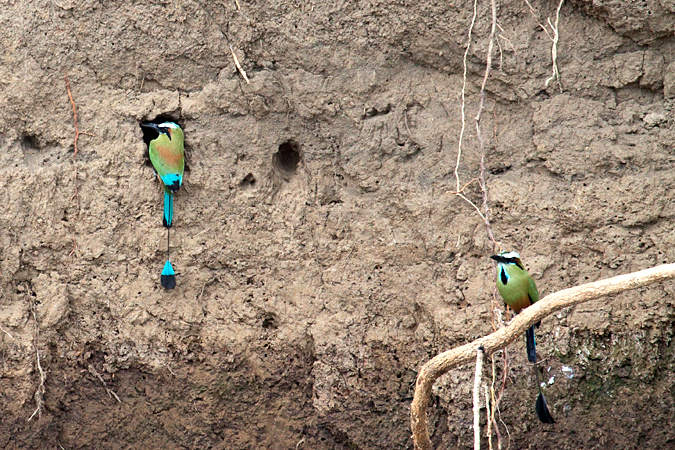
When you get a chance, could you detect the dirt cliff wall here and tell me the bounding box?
[2,1,675,449]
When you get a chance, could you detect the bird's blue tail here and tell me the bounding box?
[161,260,176,289]
[526,325,537,363]
[163,191,173,228]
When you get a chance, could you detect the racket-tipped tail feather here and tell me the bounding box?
[161,260,176,289]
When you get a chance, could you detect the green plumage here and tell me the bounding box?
[495,261,539,313]
[490,251,540,363]
[147,126,185,194]
[490,250,555,424]
[141,121,185,289]
[142,122,185,228]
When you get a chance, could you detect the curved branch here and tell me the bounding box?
[411,263,675,450]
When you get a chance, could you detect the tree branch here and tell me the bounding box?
[410,263,675,450]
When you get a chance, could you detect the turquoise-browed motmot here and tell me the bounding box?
[141,121,185,289]
[490,251,539,363]
[141,122,185,228]
[490,250,555,424]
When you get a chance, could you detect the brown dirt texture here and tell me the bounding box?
[2,0,675,449]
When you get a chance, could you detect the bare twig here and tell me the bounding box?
[28,305,46,421]
[411,264,675,449]
[230,45,250,84]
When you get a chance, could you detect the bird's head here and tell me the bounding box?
[141,121,184,145]
[490,250,525,270]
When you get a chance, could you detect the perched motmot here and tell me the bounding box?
[141,121,185,289]
[490,251,540,363]
[141,122,185,228]
[490,250,555,424]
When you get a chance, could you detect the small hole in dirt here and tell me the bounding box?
[272,140,302,179]
[22,134,40,150]
[240,173,256,188]
[262,314,278,329]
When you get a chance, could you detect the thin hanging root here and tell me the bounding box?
[544,0,564,92]
[88,365,121,403]
[453,0,499,243]
[28,305,46,421]
[524,0,564,92]
[485,384,492,450]
[473,347,485,450]
[454,0,478,193]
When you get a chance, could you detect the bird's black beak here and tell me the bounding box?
[140,122,163,146]
[490,254,505,263]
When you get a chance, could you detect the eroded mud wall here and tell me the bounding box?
[2,1,675,448]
